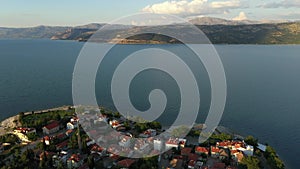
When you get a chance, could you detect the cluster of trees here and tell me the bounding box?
[264,146,285,169]
[1,149,36,169]
[134,121,162,133]
[0,134,19,144]
[244,135,258,147]
[19,110,74,129]
[239,156,261,169]
[210,133,233,141]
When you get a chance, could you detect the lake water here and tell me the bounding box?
[0,39,299,168]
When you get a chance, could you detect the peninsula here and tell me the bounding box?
[0,106,285,169]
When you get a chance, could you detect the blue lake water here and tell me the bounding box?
[0,39,299,168]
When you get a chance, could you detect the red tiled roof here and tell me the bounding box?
[44,136,50,140]
[56,133,65,139]
[211,146,220,153]
[188,160,196,167]
[44,121,59,130]
[56,140,68,149]
[69,154,81,162]
[90,144,103,152]
[195,146,209,153]
[117,159,135,168]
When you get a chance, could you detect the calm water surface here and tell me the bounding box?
[0,39,299,168]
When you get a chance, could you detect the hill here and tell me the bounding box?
[50,22,300,44]
[0,17,299,44]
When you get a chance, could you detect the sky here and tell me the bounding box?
[0,0,299,27]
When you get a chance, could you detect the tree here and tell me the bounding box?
[27,132,38,141]
[19,112,25,122]
[149,121,162,130]
[264,146,285,169]
[171,126,189,138]
[245,135,258,147]
[21,149,35,167]
[239,156,260,169]
[87,156,95,169]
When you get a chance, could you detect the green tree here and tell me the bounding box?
[87,156,95,169]
[21,149,35,167]
[239,156,260,169]
[245,135,258,147]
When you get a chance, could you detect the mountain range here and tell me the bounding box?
[0,17,299,44]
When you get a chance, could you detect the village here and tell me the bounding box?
[0,107,279,169]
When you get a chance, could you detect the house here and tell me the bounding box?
[134,140,150,153]
[237,145,254,156]
[14,127,36,134]
[67,154,84,169]
[139,129,157,138]
[119,136,131,148]
[43,121,60,134]
[43,136,51,145]
[257,143,267,152]
[109,120,123,129]
[195,146,209,155]
[56,140,69,150]
[211,146,221,158]
[165,138,187,150]
[67,122,78,130]
[117,159,135,168]
[90,144,104,155]
[219,149,229,160]
[70,116,79,123]
[154,138,163,151]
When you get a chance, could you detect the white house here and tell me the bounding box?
[66,122,78,130]
[154,139,163,151]
[165,138,186,150]
[237,145,254,156]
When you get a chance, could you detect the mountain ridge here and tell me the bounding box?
[0,17,299,44]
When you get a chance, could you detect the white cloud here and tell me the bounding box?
[142,0,245,16]
[259,0,300,8]
[232,11,247,20]
[210,0,241,8]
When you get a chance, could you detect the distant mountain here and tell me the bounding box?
[0,25,70,39]
[50,22,300,44]
[188,16,290,25]
[0,17,299,44]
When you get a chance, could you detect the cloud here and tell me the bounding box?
[259,0,300,8]
[232,11,247,20]
[142,0,246,16]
